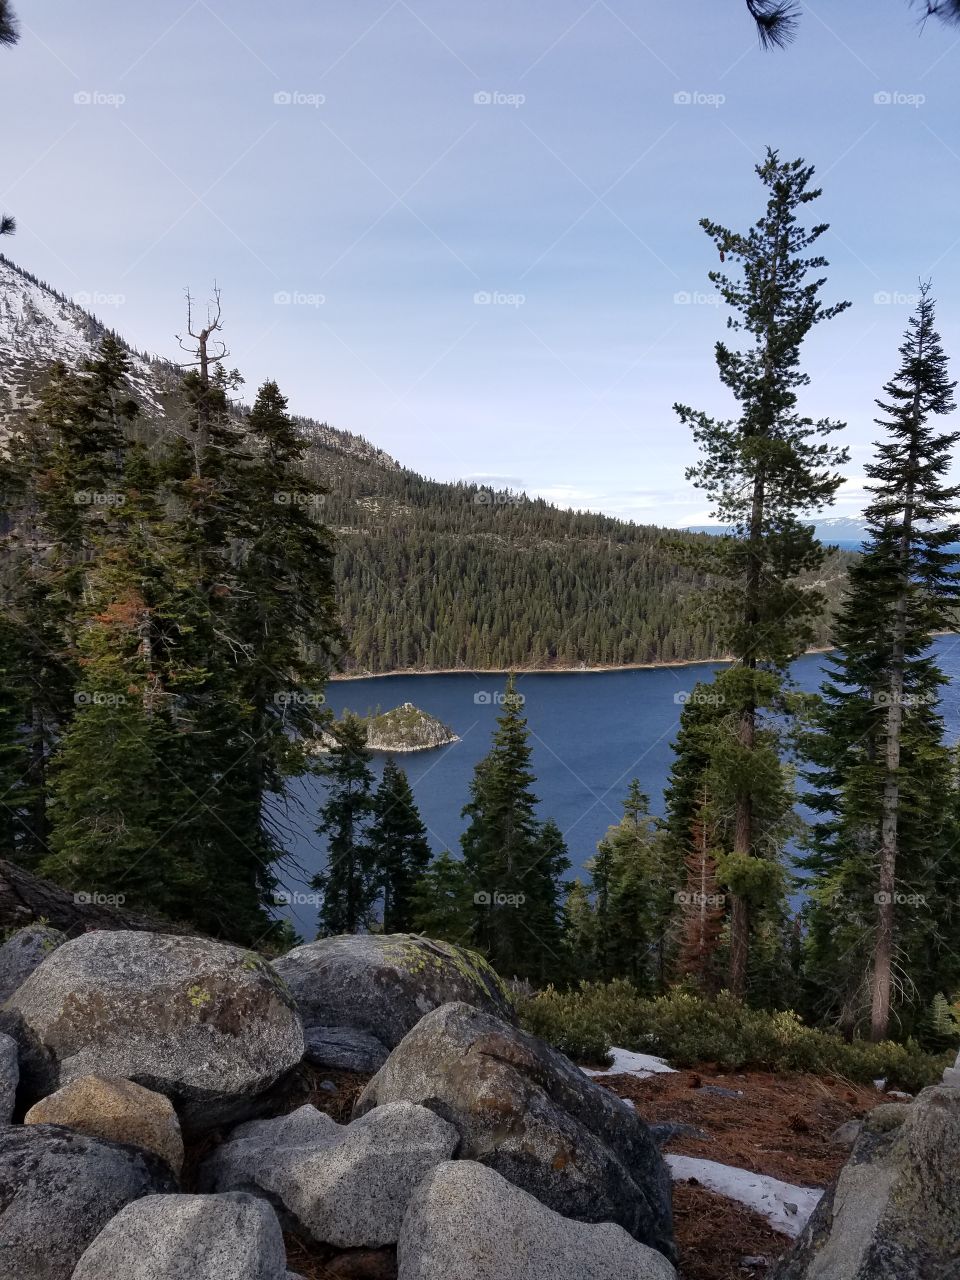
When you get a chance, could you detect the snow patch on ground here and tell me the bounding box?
[583,1047,677,1079]
[666,1154,823,1237]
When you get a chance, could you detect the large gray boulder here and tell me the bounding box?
[71,1191,288,1280]
[200,1100,458,1247]
[0,930,304,1130]
[0,1030,17,1122]
[0,924,66,1002]
[775,1085,960,1280]
[355,1001,674,1261]
[273,933,514,1051]
[0,1123,176,1280]
[397,1160,677,1280]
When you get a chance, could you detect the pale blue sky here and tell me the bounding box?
[3,0,960,525]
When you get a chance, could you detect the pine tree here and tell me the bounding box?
[675,795,725,986]
[410,850,474,942]
[592,783,671,990]
[312,715,377,935]
[369,758,432,933]
[675,149,848,995]
[460,676,567,979]
[2,339,138,862]
[562,878,598,979]
[802,287,960,1040]
[40,442,199,919]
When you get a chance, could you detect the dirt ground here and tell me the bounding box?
[187,1063,904,1280]
[596,1066,905,1280]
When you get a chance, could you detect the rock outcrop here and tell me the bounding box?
[355,1001,674,1260]
[273,933,514,1054]
[303,1025,391,1073]
[0,923,66,1002]
[200,1101,458,1248]
[0,1123,176,1279]
[71,1191,288,1280]
[25,1075,184,1174]
[397,1160,677,1280]
[1,930,304,1130]
[775,1085,960,1279]
[0,1030,18,1122]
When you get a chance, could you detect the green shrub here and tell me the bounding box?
[518,981,951,1093]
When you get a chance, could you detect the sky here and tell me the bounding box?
[3,0,960,526]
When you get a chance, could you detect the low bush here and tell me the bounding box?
[518,980,951,1093]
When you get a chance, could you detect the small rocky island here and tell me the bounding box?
[310,703,460,754]
[364,702,460,752]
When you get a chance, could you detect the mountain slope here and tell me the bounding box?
[0,255,852,673]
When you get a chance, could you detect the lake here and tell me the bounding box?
[276,635,960,938]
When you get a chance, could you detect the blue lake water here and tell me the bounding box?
[276,635,960,938]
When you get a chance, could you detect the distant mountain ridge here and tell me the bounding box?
[0,255,854,673]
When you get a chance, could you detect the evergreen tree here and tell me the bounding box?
[460,676,567,979]
[802,287,960,1040]
[674,149,848,994]
[312,715,377,935]
[40,443,198,919]
[675,804,725,987]
[369,758,432,933]
[409,850,474,942]
[592,783,672,990]
[562,877,598,979]
[2,339,138,862]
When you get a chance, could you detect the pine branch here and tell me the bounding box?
[745,0,801,49]
[0,1,18,48]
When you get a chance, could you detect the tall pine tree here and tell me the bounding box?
[675,149,848,994]
[802,286,960,1040]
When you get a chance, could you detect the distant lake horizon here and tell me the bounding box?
[276,635,960,939]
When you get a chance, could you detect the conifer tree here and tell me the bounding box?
[410,850,474,942]
[675,792,725,985]
[592,783,672,989]
[562,878,599,979]
[2,339,138,862]
[460,676,567,979]
[312,715,377,935]
[369,758,432,933]
[802,287,960,1040]
[675,150,848,995]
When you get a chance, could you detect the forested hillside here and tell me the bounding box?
[0,255,852,675]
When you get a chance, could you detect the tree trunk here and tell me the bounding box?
[0,858,194,936]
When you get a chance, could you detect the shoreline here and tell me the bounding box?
[328,648,838,682]
[328,632,958,683]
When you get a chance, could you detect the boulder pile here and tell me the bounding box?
[0,925,677,1280]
